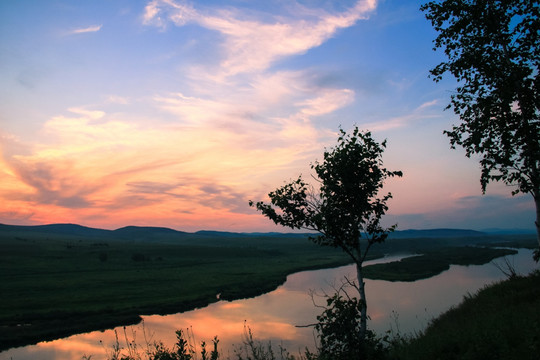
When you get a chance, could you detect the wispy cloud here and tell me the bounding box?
[69,24,103,34]
[106,95,130,105]
[141,0,370,149]
[143,0,376,76]
[67,107,105,120]
[417,99,439,110]
[0,104,327,229]
[297,89,355,117]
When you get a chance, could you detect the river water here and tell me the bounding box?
[2,249,538,360]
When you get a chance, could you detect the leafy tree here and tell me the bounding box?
[250,126,402,351]
[421,0,540,253]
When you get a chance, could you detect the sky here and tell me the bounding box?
[0,0,535,232]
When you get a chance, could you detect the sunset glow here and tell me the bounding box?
[0,0,534,232]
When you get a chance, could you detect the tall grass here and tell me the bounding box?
[99,323,307,360]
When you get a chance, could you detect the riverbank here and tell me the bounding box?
[1,224,536,352]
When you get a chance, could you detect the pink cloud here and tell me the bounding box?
[0,106,324,230]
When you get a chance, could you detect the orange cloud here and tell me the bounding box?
[0,103,330,230]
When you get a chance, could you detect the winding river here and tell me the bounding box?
[1,249,538,360]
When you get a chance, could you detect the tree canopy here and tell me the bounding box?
[421,0,540,248]
[250,127,402,262]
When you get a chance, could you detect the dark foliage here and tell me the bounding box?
[421,0,540,248]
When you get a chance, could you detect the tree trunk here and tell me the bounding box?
[355,262,367,344]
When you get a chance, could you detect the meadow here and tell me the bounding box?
[0,223,536,351]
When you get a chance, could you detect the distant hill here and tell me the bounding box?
[0,223,518,242]
[195,230,250,237]
[390,228,486,239]
[0,223,112,238]
[114,226,186,240]
[481,228,536,235]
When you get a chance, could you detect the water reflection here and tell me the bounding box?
[2,250,537,360]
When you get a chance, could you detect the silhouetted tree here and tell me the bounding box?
[421,0,540,255]
[250,126,402,353]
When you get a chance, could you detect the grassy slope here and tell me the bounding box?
[393,271,540,360]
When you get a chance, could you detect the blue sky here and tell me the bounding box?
[0,0,535,232]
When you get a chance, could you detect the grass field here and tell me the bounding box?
[1,224,536,351]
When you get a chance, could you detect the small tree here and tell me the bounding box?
[250,126,402,353]
[421,0,540,254]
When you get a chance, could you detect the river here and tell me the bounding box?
[1,249,537,360]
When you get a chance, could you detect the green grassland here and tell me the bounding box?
[0,224,536,351]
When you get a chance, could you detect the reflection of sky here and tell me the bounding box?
[2,250,537,360]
